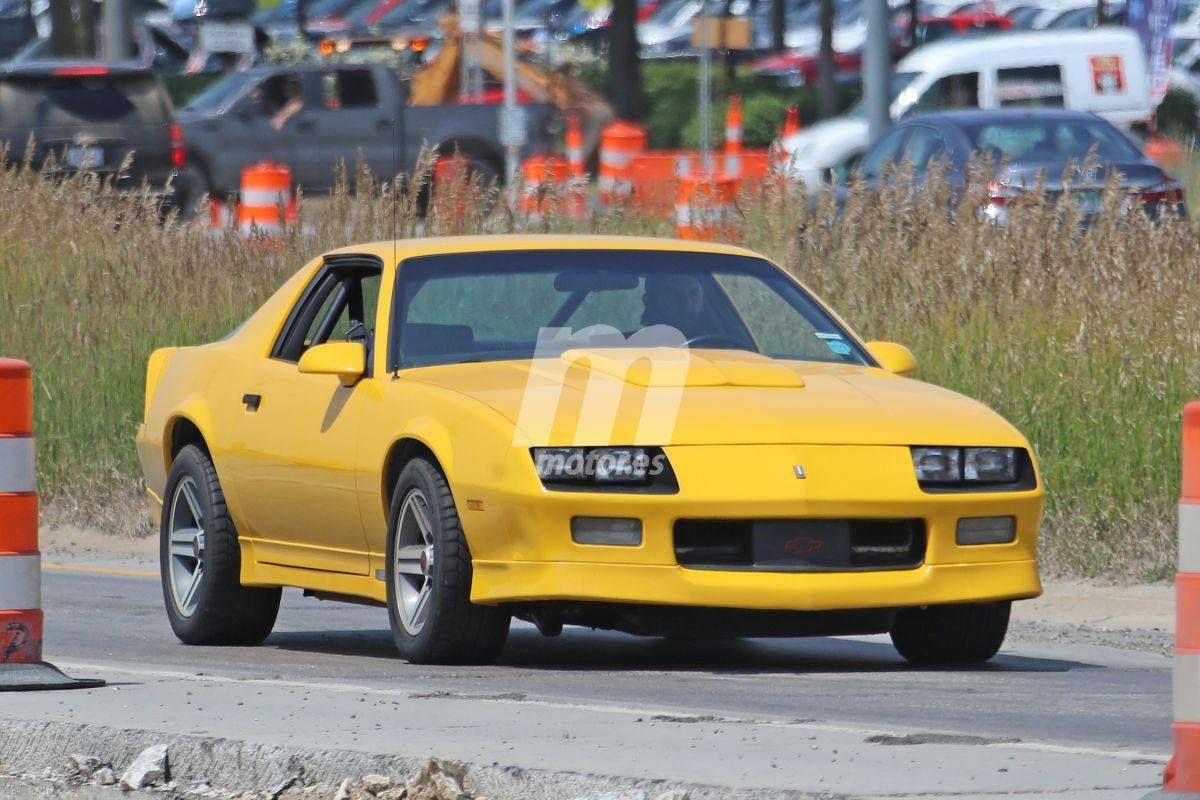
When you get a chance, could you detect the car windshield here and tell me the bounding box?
[373,0,440,25]
[849,70,919,117]
[184,71,252,111]
[962,118,1144,164]
[391,250,872,369]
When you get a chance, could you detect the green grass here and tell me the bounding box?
[1,158,1196,579]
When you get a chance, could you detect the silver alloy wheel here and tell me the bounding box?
[394,488,436,636]
[167,475,206,618]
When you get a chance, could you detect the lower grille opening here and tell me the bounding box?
[674,518,926,571]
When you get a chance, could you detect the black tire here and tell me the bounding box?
[890,601,1011,665]
[160,445,281,645]
[385,458,510,664]
[178,166,211,221]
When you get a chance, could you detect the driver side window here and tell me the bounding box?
[273,263,382,363]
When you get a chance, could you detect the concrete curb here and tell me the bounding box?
[0,718,841,800]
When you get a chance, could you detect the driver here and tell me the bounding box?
[271,78,304,132]
[640,273,707,340]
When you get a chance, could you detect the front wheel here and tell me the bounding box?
[161,445,281,645]
[890,601,1011,665]
[385,458,510,664]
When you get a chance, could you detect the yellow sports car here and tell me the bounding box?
[136,235,1043,665]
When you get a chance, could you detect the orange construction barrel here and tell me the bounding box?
[598,121,647,207]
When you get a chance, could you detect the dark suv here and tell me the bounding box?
[0,62,186,210]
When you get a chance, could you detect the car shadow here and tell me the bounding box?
[264,622,1092,675]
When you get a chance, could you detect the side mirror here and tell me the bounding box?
[297,342,366,386]
[866,341,918,375]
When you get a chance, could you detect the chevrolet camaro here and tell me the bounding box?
[136,235,1044,665]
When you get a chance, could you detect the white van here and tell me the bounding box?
[780,29,1153,186]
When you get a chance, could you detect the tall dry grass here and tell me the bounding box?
[0,156,1196,579]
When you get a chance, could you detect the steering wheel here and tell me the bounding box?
[683,334,748,350]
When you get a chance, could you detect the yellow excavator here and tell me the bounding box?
[409,14,614,156]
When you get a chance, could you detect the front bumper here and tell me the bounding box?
[463,443,1044,611]
[471,558,1041,611]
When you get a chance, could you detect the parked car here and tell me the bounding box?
[892,10,1012,55]
[780,28,1153,186]
[836,108,1185,221]
[1044,2,1125,27]
[136,235,1044,665]
[0,62,184,210]
[176,61,554,200]
[752,50,862,88]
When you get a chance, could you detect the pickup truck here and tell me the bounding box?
[176,61,555,202]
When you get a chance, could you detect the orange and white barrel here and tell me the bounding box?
[772,106,802,173]
[1162,401,1200,795]
[209,197,237,231]
[676,171,737,241]
[724,94,743,180]
[236,162,296,236]
[0,359,41,666]
[566,113,586,179]
[519,154,571,220]
[598,121,647,207]
[783,106,801,138]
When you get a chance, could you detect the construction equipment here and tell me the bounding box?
[410,14,614,157]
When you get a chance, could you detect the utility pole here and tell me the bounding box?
[500,0,523,190]
[817,0,835,118]
[698,0,711,171]
[864,0,892,145]
[102,0,133,59]
[771,0,785,52]
[50,0,96,56]
[296,0,307,42]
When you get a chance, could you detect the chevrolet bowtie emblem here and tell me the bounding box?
[793,465,806,479]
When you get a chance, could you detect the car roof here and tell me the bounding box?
[905,107,1103,126]
[897,27,1141,71]
[0,60,153,77]
[325,235,765,266]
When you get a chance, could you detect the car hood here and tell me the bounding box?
[638,22,680,45]
[780,117,870,175]
[401,348,1027,448]
[175,108,219,124]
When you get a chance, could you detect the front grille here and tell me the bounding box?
[674,518,926,571]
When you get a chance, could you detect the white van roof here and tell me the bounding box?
[897,28,1145,73]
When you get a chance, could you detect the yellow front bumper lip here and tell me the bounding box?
[470,558,1042,611]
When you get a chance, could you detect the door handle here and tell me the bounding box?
[375,118,392,132]
[242,393,262,412]
[296,120,314,133]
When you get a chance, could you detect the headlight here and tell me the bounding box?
[964,447,1016,482]
[912,447,961,483]
[531,446,674,491]
[911,447,1024,489]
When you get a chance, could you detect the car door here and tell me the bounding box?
[294,67,393,190]
[227,256,383,575]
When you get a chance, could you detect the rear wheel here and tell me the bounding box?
[890,601,1011,665]
[385,458,510,664]
[161,445,281,645]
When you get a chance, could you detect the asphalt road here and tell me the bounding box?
[0,565,1176,798]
